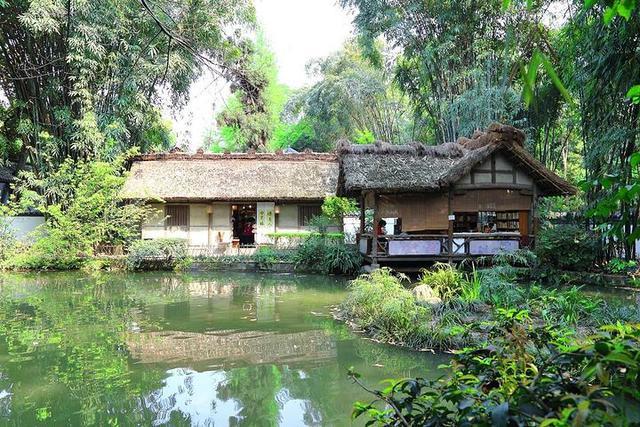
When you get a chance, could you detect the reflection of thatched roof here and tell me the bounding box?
[127,329,335,365]
[121,152,339,201]
[338,123,576,196]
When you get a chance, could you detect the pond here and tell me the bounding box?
[0,272,448,426]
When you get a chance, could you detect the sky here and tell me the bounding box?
[165,0,354,151]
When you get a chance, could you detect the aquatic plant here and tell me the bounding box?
[341,268,428,344]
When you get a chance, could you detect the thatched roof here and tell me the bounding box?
[339,123,576,196]
[0,163,15,183]
[121,151,339,201]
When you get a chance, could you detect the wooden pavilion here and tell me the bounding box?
[338,123,577,267]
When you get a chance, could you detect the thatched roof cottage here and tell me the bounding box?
[338,123,576,265]
[121,151,339,248]
[123,123,575,262]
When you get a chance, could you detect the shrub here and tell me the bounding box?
[341,268,427,344]
[324,243,363,275]
[492,248,538,268]
[293,236,362,275]
[0,214,17,262]
[2,227,86,270]
[605,257,638,275]
[530,285,603,325]
[350,320,640,426]
[125,238,188,271]
[3,152,149,271]
[535,224,598,271]
[253,246,278,270]
[321,196,357,225]
[418,263,482,302]
[418,263,465,300]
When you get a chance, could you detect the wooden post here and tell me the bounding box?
[448,188,454,263]
[372,192,380,266]
[207,205,213,246]
[359,192,365,236]
[530,185,538,247]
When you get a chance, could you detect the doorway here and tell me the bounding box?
[232,203,257,246]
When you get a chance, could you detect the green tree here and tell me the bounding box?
[3,151,149,270]
[340,0,549,144]
[0,0,255,176]
[213,33,290,152]
[284,42,419,150]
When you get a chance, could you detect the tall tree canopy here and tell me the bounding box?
[283,42,420,150]
[339,0,551,144]
[0,0,255,176]
[211,33,289,152]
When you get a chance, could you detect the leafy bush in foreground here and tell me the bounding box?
[341,260,640,351]
[2,226,86,271]
[125,238,188,271]
[350,318,640,426]
[3,153,149,271]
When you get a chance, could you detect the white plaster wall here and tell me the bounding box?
[211,203,233,243]
[141,203,166,240]
[495,172,514,184]
[474,172,493,184]
[276,204,299,232]
[6,216,45,242]
[189,204,209,246]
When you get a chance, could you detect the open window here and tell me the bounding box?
[453,212,478,232]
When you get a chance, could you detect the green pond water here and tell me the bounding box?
[0,272,448,426]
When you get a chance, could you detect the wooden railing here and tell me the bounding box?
[358,233,533,258]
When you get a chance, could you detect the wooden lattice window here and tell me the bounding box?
[298,205,322,227]
[165,205,189,228]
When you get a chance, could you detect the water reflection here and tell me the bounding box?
[0,272,447,425]
[129,329,336,365]
[145,368,242,426]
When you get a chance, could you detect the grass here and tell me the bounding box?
[338,256,640,351]
[341,268,426,345]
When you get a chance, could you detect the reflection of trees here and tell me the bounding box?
[144,368,242,426]
[0,275,167,424]
[217,365,282,427]
[0,271,443,426]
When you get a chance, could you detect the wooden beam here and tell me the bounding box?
[454,183,533,191]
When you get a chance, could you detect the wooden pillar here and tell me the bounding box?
[207,205,213,246]
[447,188,454,263]
[530,185,538,247]
[372,191,380,265]
[359,192,365,235]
